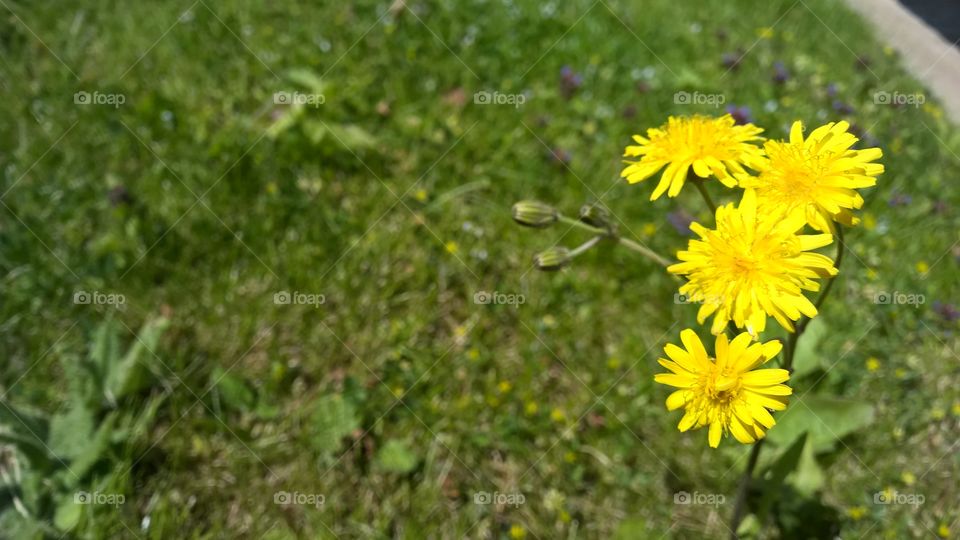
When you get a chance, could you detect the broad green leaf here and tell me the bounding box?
[789,437,825,496]
[53,496,82,532]
[790,318,827,377]
[68,412,119,481]
[48,406,96,461]
[0,400,49,440]
[309,395,359,454]
[375,440,418,474]
[766,396,875,452]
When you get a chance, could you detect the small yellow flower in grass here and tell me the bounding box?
[445,241,459,254]
[866,357,880,371]
[621,115,765,200]
[550,408,566,423]
[509,525,526,539]
[952,401,960,417]
[939,523,951,538]
[901,471,916,486]
[846,506,867,520]
[525,401,539,416]
[655,329,790,448]
[916,261,929,274]
[757,27,775,39]
[669,190,838,335]
[414,188,428,202]
[498,381,512,393]
[741,120,884,232]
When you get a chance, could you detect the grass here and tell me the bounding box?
[1,0,959,538]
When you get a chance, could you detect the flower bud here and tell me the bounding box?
[533,247,571,271]
[512,200,557,228]
[579,203,612,230]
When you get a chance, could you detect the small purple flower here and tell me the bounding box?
[108,185,133,206]
[547,147,572,166]
[772,61,790,84]
[932,302,960,323]
[721,51,742,70]
[832,100,855,115]
[560,65,583,99]
[826,83,839,99]
[667,210,695,236]
[887,192,912,207]
[725,105,754,125]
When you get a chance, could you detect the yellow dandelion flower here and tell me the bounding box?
[866,357,880,371]
[939,523,951,538]
[669,189,838,335]
[509,525,526,539]
[445,241,459,254]
[655,329,790,448]
[621,115,765,200]
[741,120,884,232]
[916,261,929,274]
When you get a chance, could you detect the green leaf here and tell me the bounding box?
[53,496,82,532]
[286,69,326,93]
[48,406,95,461]
[309,395,359,454]
[790,318,827,377]
[211,368,256,412]
[375,440,418,474]
[68,412,119,481]
[105,317,169,403]
[789,437,825,496]
[766,396,875,452]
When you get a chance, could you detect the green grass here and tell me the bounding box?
[1,0,959,538]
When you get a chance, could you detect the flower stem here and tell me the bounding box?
[729,439,763,539]
[784,226,845,370]
[692,177,718,214]
[729,227,845,537]
[557,215,674,268]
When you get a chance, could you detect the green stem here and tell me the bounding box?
[558,215,674,268]
[785,226,844,371]
[729,440,763,539]
[692,177,717,214]
[730,227,845,537]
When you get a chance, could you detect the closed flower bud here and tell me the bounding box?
[512,200,557,228]
[579,203,612,230]
[533,247,571,271]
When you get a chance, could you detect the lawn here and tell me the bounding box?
[1,0,958,538]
